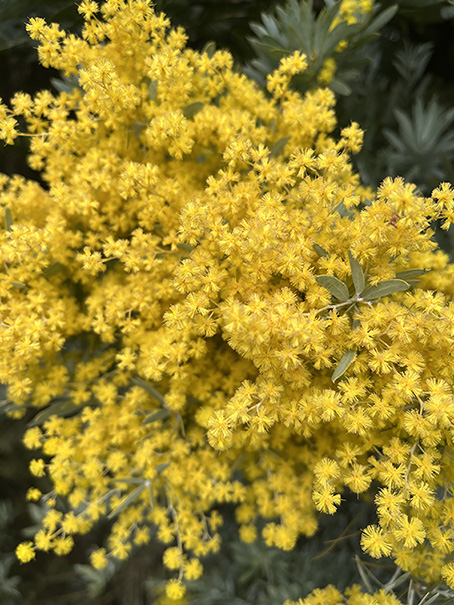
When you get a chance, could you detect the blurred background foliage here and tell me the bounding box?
[2,0,454,602]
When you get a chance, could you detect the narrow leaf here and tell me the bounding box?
[395,268,430,280]
[4,207,12,231]
[270,136,290,158]
[143,408,170,424]
[313,243,329,258]
[28,399,81,427]
[202,41,216,58]
[348,250,365,295]
[113,478,144,485]
[51,75,79,94]
[330,79,352,96]
[316,275,350,302]
[355,555,375,593]
[132,377,166,406]
[362,279,410,301]
[177,243,193,252]
[262,14,281,39]
[0,400,23,416]
[148,79,158,101]
[156,463,170,475]
[385,571,411,593]
[182,102,204,119]
[421,595,443,605]
[319,22,351,62]
[107,484,147,520]
[332,350,356,382]
[363,5,398,37]
[42,262,66,278]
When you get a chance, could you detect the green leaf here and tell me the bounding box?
[177,242,193,252]
[361,279,410,301]
[332,350,356,381]
[148,482,155,507]
[50,74,80,94]
[148,79,158,101]
[107,483,147,520]
[330,79,352,96]
[313,3,342,57]
[316,275,350,302]
[202,41,216,58]
[156,463,170,475]
[113,478,144,485]
[143,408,170,424]
[42,262,66,278]
[318,22,352,63]
[132,377,166,406]
[362,5,398,37]
[4,207,12,231]
[395,268,430,280]
[0,400,23,416]
[334,201,355,219]
[354,555,374,593]
[74,564,109,599]
[270,136,290,158]
[351,318,361,330]
[313,243,329,258]
[183,102,204,119]
[28,399,81,427]
[384,571,412,593]
[348,250,365,295]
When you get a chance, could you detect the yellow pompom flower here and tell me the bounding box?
[26,487,42,501]
[90,548,108,570]
[360,525,392,558]
[163,547,183,571]
[16,542,36,563]
[239,524,257,543]
[183,558,203,580]
[393,516,426,549]
[442,561,454,588]
[165,579,186,601]
[29,458,46,477]
[23,427,43,449]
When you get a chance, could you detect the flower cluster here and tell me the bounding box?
[2,0,454,599]
[285,584,403,605]
[338,0,373,25]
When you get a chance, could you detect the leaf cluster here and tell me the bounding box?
[244,0,397,95]
[314,248,428,380]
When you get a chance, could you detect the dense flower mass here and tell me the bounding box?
[3,0,454,599]
[285,584,404,605]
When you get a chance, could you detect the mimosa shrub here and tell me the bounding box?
[2,1,454,600]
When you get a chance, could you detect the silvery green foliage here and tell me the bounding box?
[244,0,397,95]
